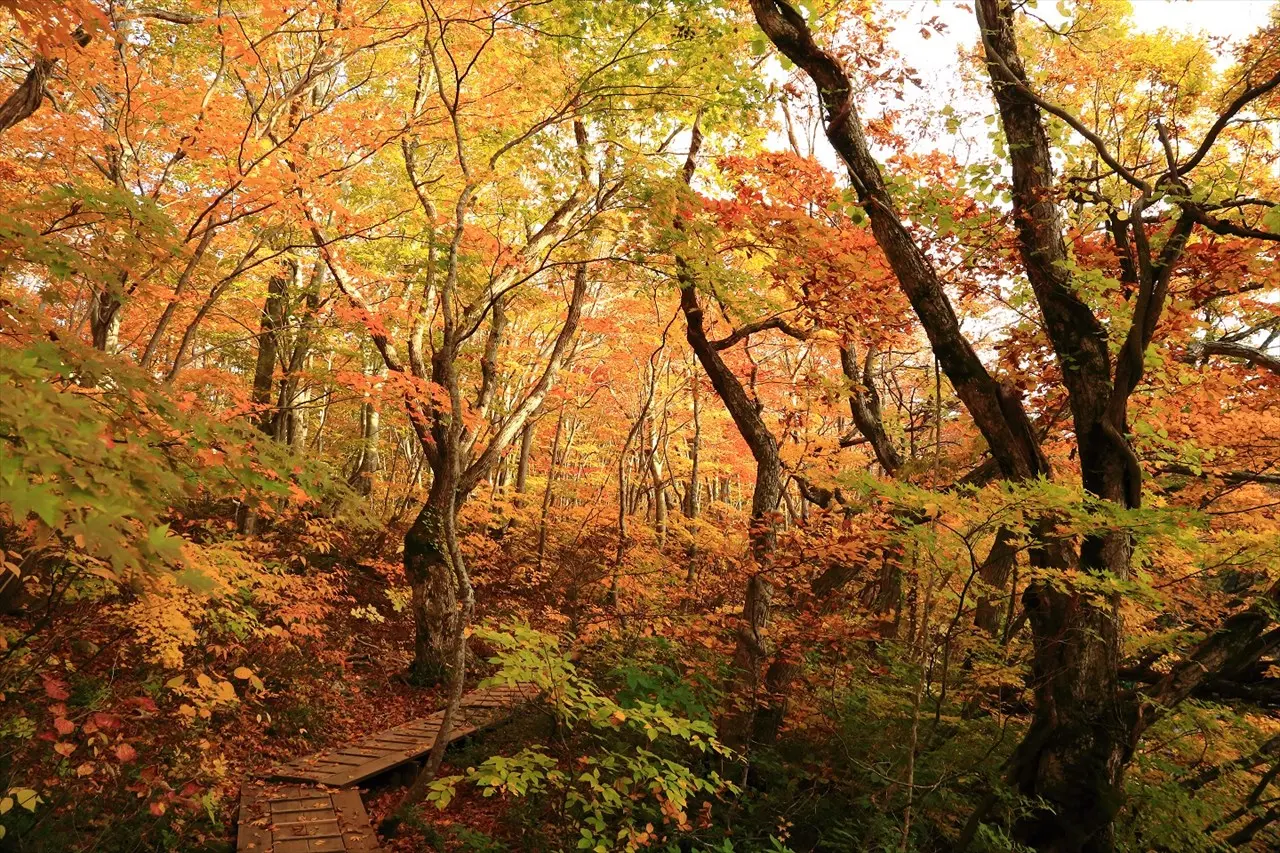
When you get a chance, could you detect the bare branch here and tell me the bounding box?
[710,315,811,350]
[1193,341,1280,377]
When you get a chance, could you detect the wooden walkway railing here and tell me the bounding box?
[235,681,537,853]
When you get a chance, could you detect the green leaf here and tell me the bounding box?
[175,567,217,594]
[1263,205,1280,233]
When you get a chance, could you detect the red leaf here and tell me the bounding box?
[115,743,138,763]
[91,712,122,731]
[42,673,70,700]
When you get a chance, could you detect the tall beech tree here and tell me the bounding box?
[673,117,787,749]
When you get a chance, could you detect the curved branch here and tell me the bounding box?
[1186,204,1280,242]
[710,315,811,350]
[1195,341,1280,377]
[124,6,209,25]
[1178,68,1280,176]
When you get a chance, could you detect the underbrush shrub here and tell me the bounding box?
[0,338,367,849]
[423,623,740,852]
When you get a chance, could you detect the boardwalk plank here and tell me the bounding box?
[332,789,383,852]
[236,783,384,853]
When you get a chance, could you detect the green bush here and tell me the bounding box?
[425,624,739,852]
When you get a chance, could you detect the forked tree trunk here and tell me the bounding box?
[975,3,1139,847]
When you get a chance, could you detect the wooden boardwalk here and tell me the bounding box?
[236,784,382,852]
[235,681,536,852]
[267,682,538,786]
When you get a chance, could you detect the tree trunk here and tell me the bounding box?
[726,454,784,750]
[515,420,534,494]
[237,266,291,534]
[404,472,462,686]
[672,118,786,752]
[90,289,122,353]
[687,374,701,519]
[311,379,332,454]
[250,267,289,436]
[279,262,323,448]
[647,420,667,547]
[0,31,90,135]
[282,376,312,447]
[535,407,565,571]
[974,526,1019,636]
[0,57,55,135]
[974,3,1140,847]
[350,399,381,496]
[748,9,1111,844]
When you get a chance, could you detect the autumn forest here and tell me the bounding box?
[2,0,1280,850]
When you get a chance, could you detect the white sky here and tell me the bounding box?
[885,0,1275,81]
[1126,0,1274,35]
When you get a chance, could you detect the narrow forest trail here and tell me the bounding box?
[235,683,538,853]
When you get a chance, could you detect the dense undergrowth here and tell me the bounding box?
[1,335,1276,852]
